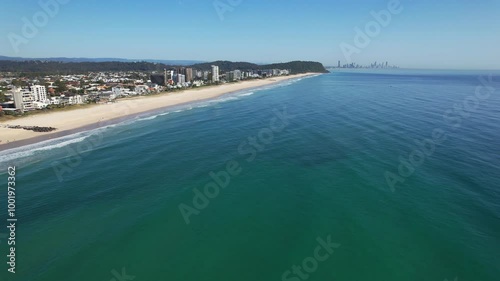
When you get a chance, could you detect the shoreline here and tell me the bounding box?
[0,73,318,151]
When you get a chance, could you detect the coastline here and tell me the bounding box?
[0,73,317,151]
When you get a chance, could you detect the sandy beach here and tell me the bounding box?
[0,73,315,150]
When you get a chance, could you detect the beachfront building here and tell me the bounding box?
[50,97,61,105]
[192,80,205,87]
[111,86,137,97]
[68,95,84,105]
[211,65,220,83]
[146,83,161,92]
[112,86,127,97]
[234,70,242,80]
[150,74,166,86]
[99,91,117,102]
[185,68,193,82]
[174,74,186,85]
[12,88,35,111]
[227,70,243,82]
[12,90,23,110]
[30,85,47,102]
[135,85,149,95]
[195,70,203,79]
[33,101,48,109]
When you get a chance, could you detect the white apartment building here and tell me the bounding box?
[30,85,47,102]
[135,85,149,95]
[12,88,35,111]
[68,95,84,105]
[33,101,48,109]
[112,86,126,97]
[111,87,136,97]
[175,74,186,85]
[234,70,242,80]
[211,65,220,82]
[50,97,61,105]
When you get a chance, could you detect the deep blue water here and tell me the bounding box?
[0,70,499,281]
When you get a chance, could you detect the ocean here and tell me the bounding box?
[0,70,499,281]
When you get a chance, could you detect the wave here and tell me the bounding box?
[137,112,171,122]
[214,96,239,102]
[0,134,91,169]
[238,92,255,97]
[130,76,315,122]
[0,75,315,162]
[137,115,158,121]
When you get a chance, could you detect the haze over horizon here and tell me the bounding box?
[1,0,500,70]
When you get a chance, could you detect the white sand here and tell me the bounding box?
[0,73,315,147]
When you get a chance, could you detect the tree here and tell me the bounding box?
[53,80,68,93]
[11,79,26,87]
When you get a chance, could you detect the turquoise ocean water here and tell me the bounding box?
[0,70,499,281]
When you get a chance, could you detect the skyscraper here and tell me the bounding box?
[338,60,340,68]
[234,69,242,80]
[211,65,219,83]
[174,74,186,84]
[185,68,193,82]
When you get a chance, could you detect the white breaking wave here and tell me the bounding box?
[214,96,239,103]
[238,92,255,97]
[137,112,170,122]
[0,134,91,165]
[0,74,318,161]
[137,115,158,121]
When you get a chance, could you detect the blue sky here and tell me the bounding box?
[1,0,499,69]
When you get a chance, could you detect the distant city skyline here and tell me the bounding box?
[1,0,500,69]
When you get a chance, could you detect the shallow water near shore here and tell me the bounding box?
[0,70,499,281]
[0,74,314,149]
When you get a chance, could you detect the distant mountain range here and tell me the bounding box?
[0,55,204,66]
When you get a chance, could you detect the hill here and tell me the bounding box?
[0,59,328,75]
[191,60,329,74]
